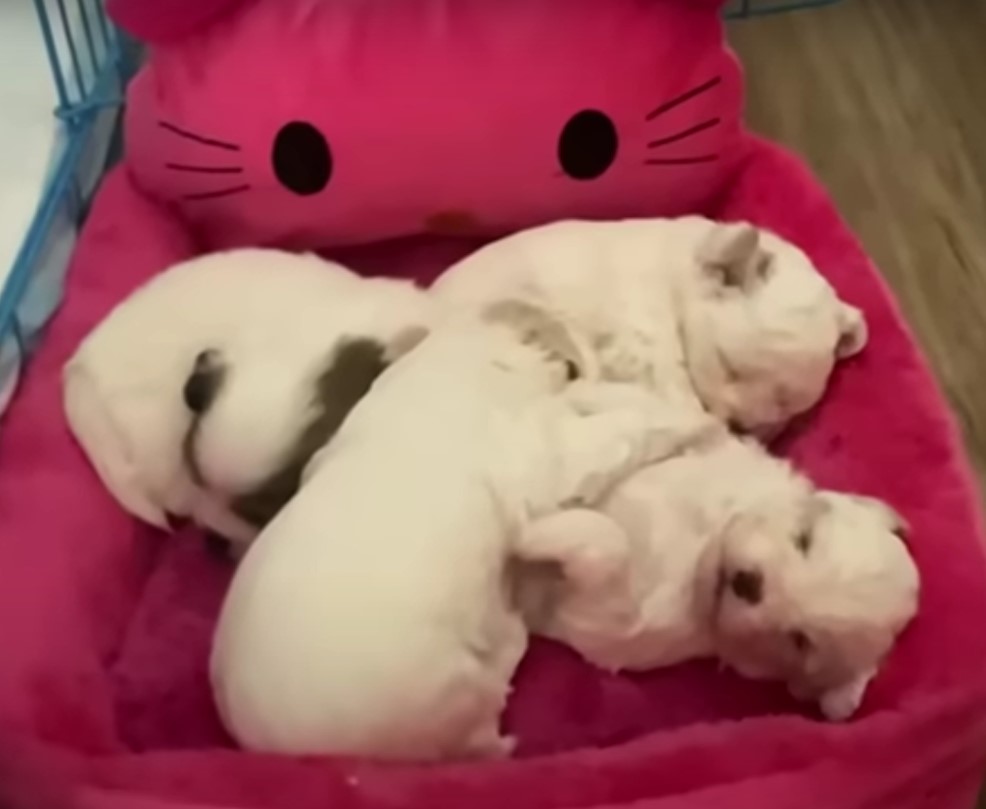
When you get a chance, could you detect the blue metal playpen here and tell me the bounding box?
[0,0,844,416]
[0,0,133,414]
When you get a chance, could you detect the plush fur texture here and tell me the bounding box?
[63,249,432,547]
[212,301,714,759]
[517,429,919,721]
[433,217,867,438]
[0,138,985,808]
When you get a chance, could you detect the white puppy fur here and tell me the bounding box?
[63,249,432,546]
[517,430,919,721]
[211,300,717,760]
[433,217,868,438]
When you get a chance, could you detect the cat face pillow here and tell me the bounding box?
[117,0,743,251]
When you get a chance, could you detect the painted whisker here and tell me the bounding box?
[166,163,244,175]
[645,77,722,122]
[183,185,252,201]
[159,121,242,151]
[647,118,720,149]
[643,155,719,166]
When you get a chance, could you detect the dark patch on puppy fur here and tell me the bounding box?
[182,349,227,485]
[231,337,389,529]
[183,349,226,413]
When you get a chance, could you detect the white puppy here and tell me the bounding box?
[433,217,868,437]
[64,249,432,547]
[517,431,920,721]
[211,300,717,761]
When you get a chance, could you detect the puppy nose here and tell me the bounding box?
[730,569,763,605]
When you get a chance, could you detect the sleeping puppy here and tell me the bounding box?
[180,335,405,555]
[516,429,919,721]
[64,248,432,549]
[432,217,868,439]
[211,299,718,761]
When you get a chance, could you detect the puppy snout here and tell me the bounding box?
[730,569,764,605]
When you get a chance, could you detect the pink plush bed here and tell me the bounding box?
[1,137,985,809]
[2,0,986,806]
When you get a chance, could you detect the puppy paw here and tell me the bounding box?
[818,670,874,721]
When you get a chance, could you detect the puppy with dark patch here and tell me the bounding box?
[211,297,716,760]
[183,336,394,554]
[64,249,432,551]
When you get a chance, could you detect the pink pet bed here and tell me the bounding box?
[2,1,986,807]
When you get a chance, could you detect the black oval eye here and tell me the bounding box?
[794,531,812,555]
[272,121,332,196]
[558,110,619,181]
[790,630,813,655]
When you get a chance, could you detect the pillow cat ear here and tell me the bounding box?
[107,0,250,44]
[836,303,868,359]
[697,222,763,290]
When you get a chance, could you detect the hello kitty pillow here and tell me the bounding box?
[115,0,745,251]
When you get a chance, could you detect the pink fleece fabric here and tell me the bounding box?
[107,0,726,44]
[1,136,986,809]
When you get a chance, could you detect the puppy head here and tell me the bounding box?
[712,490,919,718]
[185,325,426,527]
[679,223,867,438]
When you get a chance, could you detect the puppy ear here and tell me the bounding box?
[697,222,762,290]
[481,299,599,381]
[881,502,910,540]
[836,303,868,359]
[819,668,875,722]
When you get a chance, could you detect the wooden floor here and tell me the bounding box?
[728,0,986,493]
